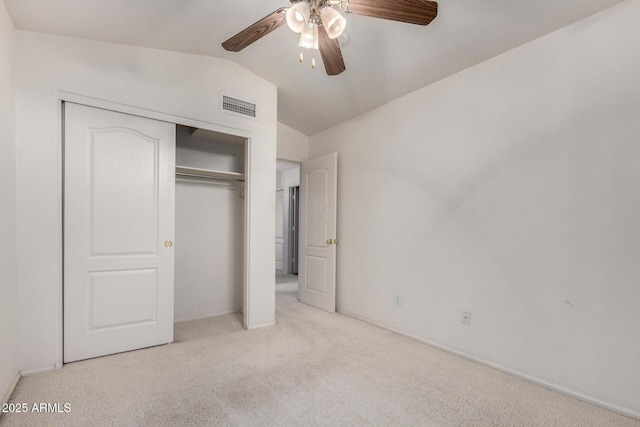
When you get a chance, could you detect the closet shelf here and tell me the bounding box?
[175,166,245,182]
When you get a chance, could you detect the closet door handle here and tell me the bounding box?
[164,240,173,248]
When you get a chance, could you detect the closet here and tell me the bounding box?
[63,102,246,363]
[174,125,245,322]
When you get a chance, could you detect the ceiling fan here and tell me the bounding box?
[222,0,438,76]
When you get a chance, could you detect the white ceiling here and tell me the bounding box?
[4,0,623,136]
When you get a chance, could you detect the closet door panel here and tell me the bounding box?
[89,128,159,255]
[64,102,175,363]
[89,269,158,329]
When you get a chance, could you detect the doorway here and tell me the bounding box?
[275,161,301,304]
[275,161,301,275]
[275,154,338,313]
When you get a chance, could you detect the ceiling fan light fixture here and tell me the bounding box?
[299,21,319,50]
[320,6,347,39]
[286,2,311,33]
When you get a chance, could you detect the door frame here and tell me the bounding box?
[56,92,254,366]
[275,160,302,278]
[275,188,285,272]
[289,186,300,274]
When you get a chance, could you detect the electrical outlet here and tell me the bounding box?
[462,311,471,326]
[394,294,403,307]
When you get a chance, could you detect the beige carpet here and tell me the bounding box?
[1,274,638,426]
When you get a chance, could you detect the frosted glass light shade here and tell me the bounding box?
[286,2,311,33]
[321,6,346,39]
[299,21,319,50]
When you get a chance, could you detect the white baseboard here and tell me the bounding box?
[20,365,57,377]
[246,321,277,330]
[2,373,20,406]
[337,308,640,421]
[174,310,241,323]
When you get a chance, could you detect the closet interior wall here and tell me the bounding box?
[174,125,245,322]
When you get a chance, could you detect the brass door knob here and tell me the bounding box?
[164,241,173,248]
[326,239,333,245]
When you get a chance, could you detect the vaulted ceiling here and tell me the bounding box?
[4,0,624,135]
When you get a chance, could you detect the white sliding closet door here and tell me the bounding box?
[64,102,176,363]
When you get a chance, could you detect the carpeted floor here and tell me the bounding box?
[1,274,638,426]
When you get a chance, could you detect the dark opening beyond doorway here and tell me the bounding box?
[289,186,300,275]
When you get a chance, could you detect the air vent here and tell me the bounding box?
[220,94,258,120]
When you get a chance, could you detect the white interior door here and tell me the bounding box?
[64,102,176,363]
[275,188,285,271]
[299,152,337,313]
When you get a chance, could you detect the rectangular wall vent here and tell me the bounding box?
[220,94,258,120]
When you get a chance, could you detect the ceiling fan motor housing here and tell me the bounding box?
[289,0,350,17]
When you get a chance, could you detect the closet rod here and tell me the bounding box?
[175,166,245,182]
[175,172,244,182]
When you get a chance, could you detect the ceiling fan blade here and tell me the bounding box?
[318,25,346,76]
[222,8,288,52]
[346,0,438,26]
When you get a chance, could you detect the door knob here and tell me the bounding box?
[326,239,333,245]
[164,240,173,248]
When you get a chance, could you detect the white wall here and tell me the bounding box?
[0,0,19,404]
[277,122,309,162]
[15,31,277,374]
[310,0,640,417]
[175,181,244,321]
